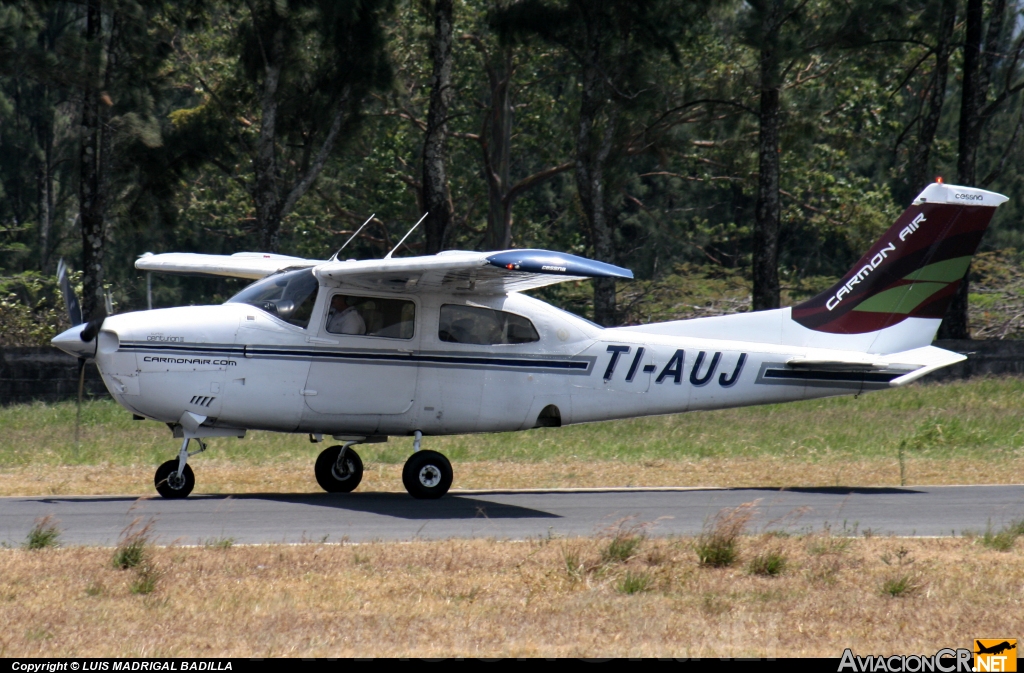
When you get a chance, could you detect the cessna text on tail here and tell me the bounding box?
[52,181,1008,499]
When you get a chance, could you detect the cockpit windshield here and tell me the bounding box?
[226,267,319,328]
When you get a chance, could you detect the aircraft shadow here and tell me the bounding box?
[221,492,561,520]
[22,492,559,520]
[734,486,925,495]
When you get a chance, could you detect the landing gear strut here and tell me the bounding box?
[314,442,364,493]
[402,431,452,499]
[154,437,205,499]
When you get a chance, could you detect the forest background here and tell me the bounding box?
[4,0,1024,346]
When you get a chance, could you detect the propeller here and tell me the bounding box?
[56,259,83,327]
[56,259,106,444]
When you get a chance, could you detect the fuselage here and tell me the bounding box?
[65,283,904,440]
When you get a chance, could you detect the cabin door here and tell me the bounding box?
[303,292,419,415]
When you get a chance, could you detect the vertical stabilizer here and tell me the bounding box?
[791,182,1007,350]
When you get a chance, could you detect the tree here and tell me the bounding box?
[496,0,698,325]
[171,0,395,253]
[461,25,572,250]
[939,0,1024,339]
[422,0,455,254]
[898,0,957,204]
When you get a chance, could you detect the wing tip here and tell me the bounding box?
[485,249,633,280]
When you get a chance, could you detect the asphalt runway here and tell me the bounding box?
[1,485,1022,546]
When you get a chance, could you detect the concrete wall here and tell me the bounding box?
[2,340,1023,406]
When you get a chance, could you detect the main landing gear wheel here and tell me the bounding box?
[402,450,453,499]
[315,445,364,493]
[154,460,195,499]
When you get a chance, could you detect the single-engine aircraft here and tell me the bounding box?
[52,181,1007,499]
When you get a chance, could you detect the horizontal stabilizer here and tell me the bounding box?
[778,346,965,388]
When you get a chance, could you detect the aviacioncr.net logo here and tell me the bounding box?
[838,648,973,672]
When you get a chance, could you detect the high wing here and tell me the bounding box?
[135,252,321,280]
[136,248,633,293]
[314,249,633,294]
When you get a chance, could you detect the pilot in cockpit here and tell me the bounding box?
[327,295,367,335]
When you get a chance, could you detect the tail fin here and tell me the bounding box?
[792,182,1007,345]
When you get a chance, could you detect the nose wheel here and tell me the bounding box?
[315,443,364,493]
[154,437,204,499]
[155,460,195,498]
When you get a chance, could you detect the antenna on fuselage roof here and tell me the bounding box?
[384,212,428,260]
[328,213,375,262]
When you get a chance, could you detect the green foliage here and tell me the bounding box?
[696,505,752,568]
[562,545,584,582]
[980,522,1020,552]
[748,550,787,577]
[113,519,154,570]
[3,0,1024,327]
[601,531,644,565]
[130,564,161,595]
[0,271,73,346]
[616,570,653,595]
[880,574,919,598]
[880,544,919,597]
[23,515,60,550]
[203,537,235,550]
[113,517,161,595]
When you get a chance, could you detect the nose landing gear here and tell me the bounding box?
[314,442,365,493]
[154,437,205,499]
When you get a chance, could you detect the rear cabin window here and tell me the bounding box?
[326,295,415,339]
[438,304,540,345]
[226,267,319,329]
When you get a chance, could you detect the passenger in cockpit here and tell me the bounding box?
[327,295,367,335]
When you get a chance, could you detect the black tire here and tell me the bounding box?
[154,460,195,499]
[314,445,364,493]
[402,450,453,499]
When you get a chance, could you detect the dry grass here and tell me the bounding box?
[0,535,1020,657]
[1,456,1023,497]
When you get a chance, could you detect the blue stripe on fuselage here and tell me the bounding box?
[120,342,594,373]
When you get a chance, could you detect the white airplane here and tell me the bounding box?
[52,181,1007,499]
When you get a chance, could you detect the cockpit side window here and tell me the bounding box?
[326,295,415,339]
[226,267,320,329]
[438,304,540,345]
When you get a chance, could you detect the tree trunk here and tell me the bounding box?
[938,0,1003,339]
[484,49,513,251]
[37,142,51,273]
[575,51,618,326]
[904,0,955,202]
[752,0,782,312]
[79,0,105,319]
[423,0,455,255]
[253,21,285,252]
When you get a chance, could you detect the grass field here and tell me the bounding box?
[0,531,1021,657]
[2,376,1024,495]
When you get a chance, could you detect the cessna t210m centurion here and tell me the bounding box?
[52,181,1007,499]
